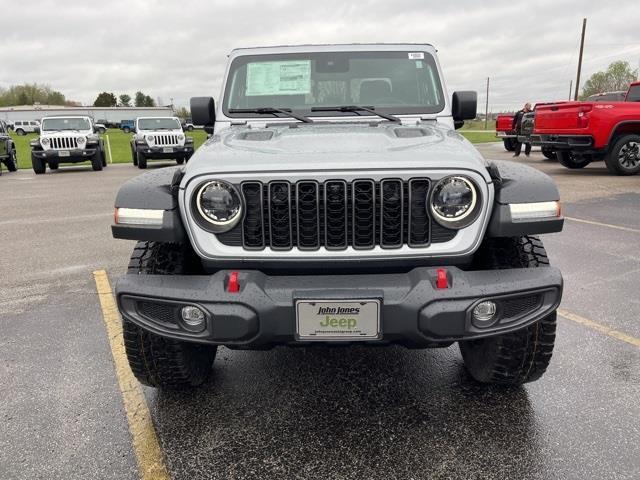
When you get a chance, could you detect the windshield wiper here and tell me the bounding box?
[311,105,400,123]
[229,108,313,123]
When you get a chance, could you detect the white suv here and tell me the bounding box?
[130,116,194,169]
[30,116,106,174]
[12,120,41,135]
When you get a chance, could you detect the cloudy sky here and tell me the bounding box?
[4,0,639,112]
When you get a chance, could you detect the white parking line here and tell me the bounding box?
[564,216,640,234]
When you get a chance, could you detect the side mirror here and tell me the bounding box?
[191,97,216,134]
[452,91,477,129]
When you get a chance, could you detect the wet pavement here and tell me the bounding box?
[0,149,639,479]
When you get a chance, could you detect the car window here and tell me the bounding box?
[627,86,640,102]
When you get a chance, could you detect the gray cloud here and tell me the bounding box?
[3,0,639,111]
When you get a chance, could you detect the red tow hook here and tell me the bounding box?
[436,268,449,289]
[227,271,240,293]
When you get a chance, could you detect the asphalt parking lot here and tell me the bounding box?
[1,146,639,480]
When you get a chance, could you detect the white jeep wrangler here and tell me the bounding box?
[130,116,194,169]
[30,116,106,174]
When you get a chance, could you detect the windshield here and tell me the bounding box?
[138,118,181,130]
[42,118,91,131]
[223,51,445,118]
[627,85,640,102]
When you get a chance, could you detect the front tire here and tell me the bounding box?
[503,138,515,152]
[16,128,26,136]
[31,152,46,174]
[605,134,640,176]
[4,148,18,171]
[137,150,147,169]
[91,149,103,171]
[122,242,216,390]
[541,147,556,160]
[556,150,590,169]
[122,126,131,133]
[459,236,557,385]
[176,157,185,165]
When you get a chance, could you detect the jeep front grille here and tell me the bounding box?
[217,179,457,250]
[49,137,78,149]
[151,134,180,146]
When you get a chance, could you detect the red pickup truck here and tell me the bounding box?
[495,114,516,151]
[532,81,640,175]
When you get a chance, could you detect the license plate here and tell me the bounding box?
[162,147,173,153]
[58,150,70,157]
[296,299,381,341]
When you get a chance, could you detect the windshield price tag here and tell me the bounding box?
[408,52,424,59]
[246,60,311,96]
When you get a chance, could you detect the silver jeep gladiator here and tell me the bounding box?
[112,44,564,390]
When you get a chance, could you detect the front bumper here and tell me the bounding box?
[116,266,563,348]
[33,147,97,162]
[529,134,593,150]
[138,144,194,159]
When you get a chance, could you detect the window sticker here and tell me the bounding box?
[415,60,424,69]
[408,52,424,60]
[246,60,312,96]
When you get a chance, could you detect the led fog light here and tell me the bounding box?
[181,305,206,331]
[472,301,497,328]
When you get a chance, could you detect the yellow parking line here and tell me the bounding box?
[564,216,640,234]
[93,270,171,480]
[558,308,640,348]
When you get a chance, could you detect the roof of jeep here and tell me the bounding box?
[230,43,436,55]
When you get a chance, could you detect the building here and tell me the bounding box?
[0,105,175,127]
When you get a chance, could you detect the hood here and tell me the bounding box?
[184,122,489,181]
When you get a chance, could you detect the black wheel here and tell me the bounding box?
[176,158,185,165]
[187,125,194,131]
[503,138,515,152]
[137,150,147,169]
[49,161,59,170]
[4,147,18,171]
[99,142,107,167]
[122,126,131,133]
[98,127,106,134]
[541,147,556,160]
[31,152,46,174]
[556,150,590,169]
[460,236,557,386]
[605,134,640,176]
[122,241,216,390]
[16,128,26,136]
[91,149,103,171]
[131,145,138,166]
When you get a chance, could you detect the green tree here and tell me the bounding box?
[174,106,190,120]
[580,61,638,99]
[93,92,117,107]
[118,94,131,107]
[0,83,68,106]
[144,95,155,107]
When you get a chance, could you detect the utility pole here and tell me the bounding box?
[574,18,587,100]
[569,80,573,100]
[484,77,490,130]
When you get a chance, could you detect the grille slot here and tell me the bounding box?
[216,178,458,250]
[50,136,78,150]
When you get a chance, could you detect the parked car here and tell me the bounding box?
[532,81,640,174]
[120,120,135,133]
[30,116,107,174]
[12,120,40,135]
[130,116,194,169]
[181,118,195,131]
[111,43,564,391]
[495,114,516,151]
[0,120,18,172]
[94,123,107,134]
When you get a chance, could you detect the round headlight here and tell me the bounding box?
[196,180,242,231]
[178,134,185,141]
[145,135,155,143]
[430,176,479,229]
[77,136,86,144]
[41,137,50,145]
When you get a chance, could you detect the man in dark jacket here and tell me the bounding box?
[512,102,532,157]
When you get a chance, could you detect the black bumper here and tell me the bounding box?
[32,148,97,162]
[116,266,563,348]
[138,145,194,159]
[529,134,593,150]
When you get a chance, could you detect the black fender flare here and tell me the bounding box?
[111,166,187,242]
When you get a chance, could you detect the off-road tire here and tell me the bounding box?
[137,150,147,169]
[541,147,555,160]
[176,158,185,165]
[31,152,46,174]
[460,236,557,385]
[604,134,640,176]
[15,128,26,136]
[123,241,215,389]
[131,144,138,166]
[91,149,103,171]
[49,161,59,170]
[4,148,18,171]
[100,142,107,167]
[556,150,590,169]
[122,126,131,133]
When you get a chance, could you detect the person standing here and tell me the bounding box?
[512,102,532,157]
